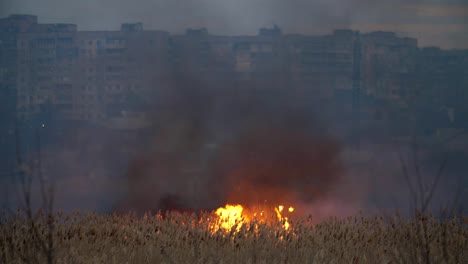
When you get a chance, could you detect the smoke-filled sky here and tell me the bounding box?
[1,0,467,49]
[1,0,467,218]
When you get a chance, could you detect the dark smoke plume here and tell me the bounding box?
[116,70,343,214]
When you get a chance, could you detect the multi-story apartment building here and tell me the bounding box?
[0,15,38,174]
[355,32,419,139]
[10,17,170,130]
[1,15,37,123]
[417,47,468,107]
[16,22,78,121]
[287,29,358,100]
[416,47,468,133]
[73,25,169,127]
[169,26,357,105]
[361,31,418,102]
[231,26,290,86]
[1,14,467,140]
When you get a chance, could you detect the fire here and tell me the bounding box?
[212,204,295,233]
[215,204,244,232]
[274,205,291,230]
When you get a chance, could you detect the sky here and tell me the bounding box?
[1,0,468,48]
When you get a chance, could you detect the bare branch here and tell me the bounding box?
[396,144,417,211]
[36,128,49,212]
[10,123,56,264]
[422,156,447,213]
[411,136,425,211]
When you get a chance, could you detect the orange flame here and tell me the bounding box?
[274,205,292,230]
[215,204,245,232]
[212,204,294,233]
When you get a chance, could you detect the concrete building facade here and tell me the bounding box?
[1,14,467,139]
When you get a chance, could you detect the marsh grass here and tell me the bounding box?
[1,210,466,264]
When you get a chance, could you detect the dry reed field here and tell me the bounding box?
[1,209,467,264]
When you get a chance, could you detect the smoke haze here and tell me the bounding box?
[1,0,467,220]
[1,0,467,48]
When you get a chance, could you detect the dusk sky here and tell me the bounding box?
[1,0,467,49]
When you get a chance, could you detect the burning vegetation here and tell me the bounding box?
[212,204,295,233]
[116,85,342,221]
[2,210,466,263]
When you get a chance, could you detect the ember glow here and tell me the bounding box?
[212,204,295,233]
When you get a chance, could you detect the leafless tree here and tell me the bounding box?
[2,124,56,264]
[394,132,466,264]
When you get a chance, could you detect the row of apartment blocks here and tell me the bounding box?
[1,14,467,130]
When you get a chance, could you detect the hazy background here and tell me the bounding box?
[1,0,468,48]
[1,0,467,220]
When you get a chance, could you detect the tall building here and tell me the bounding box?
[73,25,170,128]
[357,32,419,139]
[16,22,78,122]
[288,29,358,101]
[361,31,418,102]
[1,14,467,142]
[416,47,468,132]
[14,19,170,129]
[0,15,38,175]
